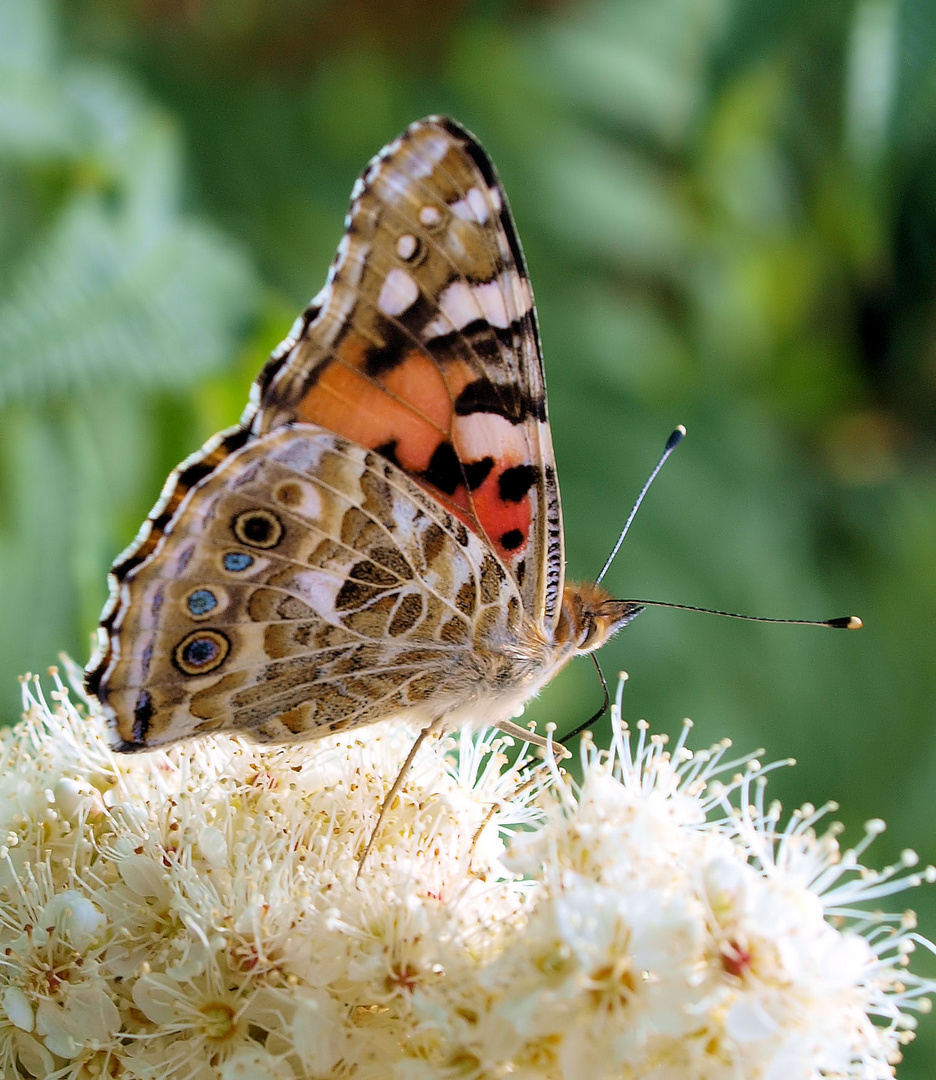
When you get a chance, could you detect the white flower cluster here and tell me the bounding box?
[0,667,932,1080]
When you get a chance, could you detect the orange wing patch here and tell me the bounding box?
[296,332,537,563]
[296,334,453,473]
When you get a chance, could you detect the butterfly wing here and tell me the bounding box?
[249,117,564,634]
[90,425,525,749]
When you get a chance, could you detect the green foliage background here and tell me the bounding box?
[2,0,935,1069]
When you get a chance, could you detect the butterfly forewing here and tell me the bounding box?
[249,118,564,631]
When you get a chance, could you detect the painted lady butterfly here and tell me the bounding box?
[85,117,647,756]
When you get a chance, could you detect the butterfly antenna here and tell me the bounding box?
[595,425,686,585]
[619,600,862,630]
[595,425,861,630]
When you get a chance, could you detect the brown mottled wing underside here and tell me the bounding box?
[248,117,564,632]
[92,426,524,749]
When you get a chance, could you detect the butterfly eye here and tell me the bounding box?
[579,617,604,653]
[233,509,283,549]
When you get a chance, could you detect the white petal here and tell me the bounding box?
[2,987,34,1031]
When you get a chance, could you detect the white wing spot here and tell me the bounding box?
[468,187,490,222]
[403,133,450,179]
[377,268,420,317]
[396,233,418,260]
[451,186,491,224]
[419,204,442,227]
[285,570,341,618]
[308,283,329,309]
[429,280,479,333]
[472,280,510,328]
[423,271,533,338]
[453,412,530,462]
[271,432,332,476]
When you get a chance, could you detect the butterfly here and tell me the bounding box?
[85,117,644,762]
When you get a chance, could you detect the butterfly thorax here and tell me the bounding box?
[475,582,643,704]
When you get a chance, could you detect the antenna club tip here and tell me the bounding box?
[828,615,863,629]
[666,425,687,450]
[847,615,863,630]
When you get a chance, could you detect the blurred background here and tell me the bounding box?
[1,0,935,1067]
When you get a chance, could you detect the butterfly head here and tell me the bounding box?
[560,583,644,656]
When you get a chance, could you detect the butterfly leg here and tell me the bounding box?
[356,715,447,877]
[494,718,571,760]
[466,769,547,875]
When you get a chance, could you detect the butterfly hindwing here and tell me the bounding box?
[250,118,564,632]
[92,426,524,749]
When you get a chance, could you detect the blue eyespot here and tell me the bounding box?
[184,636,219,665]
[223,552,254,573]
[174,629,230,675]
[187,589,218,616]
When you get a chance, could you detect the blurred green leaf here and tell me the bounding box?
[0,193,256,404]
[0,0,72,159]
[527,0,722,148]
[893,0,936,164]
[0,45,259,404]
[533,127,690,276]
[711,0,853,87]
